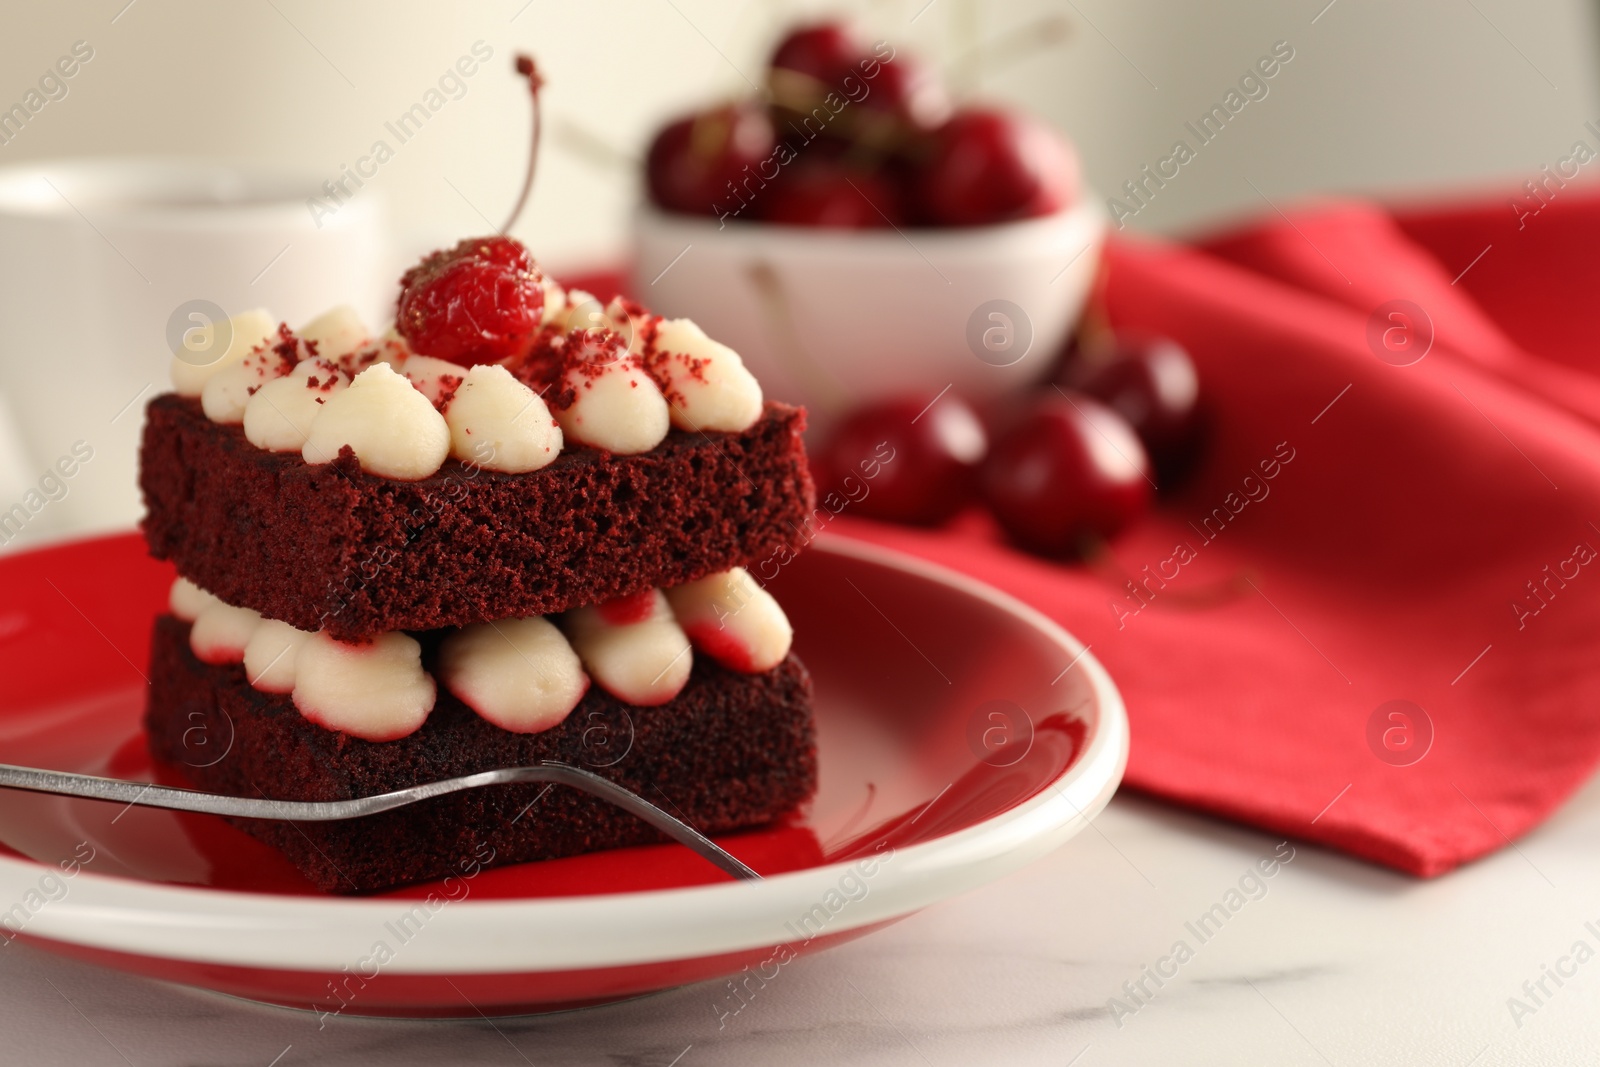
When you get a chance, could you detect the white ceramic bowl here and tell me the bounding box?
[631,199,1106,438]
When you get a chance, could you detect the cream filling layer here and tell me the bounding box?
[171,570,791,742]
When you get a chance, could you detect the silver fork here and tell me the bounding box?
[0,761,759,881]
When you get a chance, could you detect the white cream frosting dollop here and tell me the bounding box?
[336,333,411,377]
[171,308,277,398]
[184,298,769,485]
[302,362,450,479]
[538,277,570,327]
[201,340,299,425]
[553,330,670,455]
[561,294,644,353]
[563,590,692,706]
[445,364,563,472]
[558,288,599,331]
[244,357,351,453]
[665,567,793,673]
[649,318,763,433]
[292,631,435,741]
[604,297,649,355]
[189,600,262,665]
[169,576,221,622]
[243,619,314,694]
[298,305,370,363]
[438,617,588,733]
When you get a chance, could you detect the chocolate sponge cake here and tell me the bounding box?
[140,232,819,892]
[146,618,816,893]
[141,393,813,641]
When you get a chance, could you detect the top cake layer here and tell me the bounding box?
[140,239,816,641]
[141,393,813,641]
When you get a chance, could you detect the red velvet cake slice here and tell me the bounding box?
[140,229,819,892]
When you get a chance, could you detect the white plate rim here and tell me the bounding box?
[1,535,1129,975]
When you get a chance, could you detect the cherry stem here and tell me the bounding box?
[1074,258,1117,359]
[501,53,545,236]
[949,15,1073,91]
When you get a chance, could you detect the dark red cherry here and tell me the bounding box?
[814,394,988,525]
[916,107,1079,226]
[859,54,950,134]
[981,394,1151,556]
[645,105,776,218]
[769,22,861,94]
[396,236,545,366]
[1066,335,1202,486]
[760,160,904,229]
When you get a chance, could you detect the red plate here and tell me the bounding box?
[0,532,1126,1017]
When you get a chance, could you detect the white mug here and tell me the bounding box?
[0,158,389,545]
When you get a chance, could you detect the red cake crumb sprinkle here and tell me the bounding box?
[269,323,307,367]
[300,359,346,393]
[506,323,648,414]
[635,319,713,411]
[337,338,406,378]
[237,324,301,384]
[432,374,464,413]
[595,589,658,626]
[505,322,571,408]
[569,328,626,372]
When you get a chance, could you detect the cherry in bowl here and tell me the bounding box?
[981,394,1151,556]
[856,53,951,140]
[645,105,776,219]
[813,394,988,525]
[769,21,861,96]
[916,107,1080,227]
[760,158,905,229]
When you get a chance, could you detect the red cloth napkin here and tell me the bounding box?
[573,189,1600,876]
[834,191,1600,877]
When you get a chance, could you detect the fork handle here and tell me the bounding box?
[0,761,759,881]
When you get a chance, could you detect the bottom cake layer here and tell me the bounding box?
[144,617,817,893]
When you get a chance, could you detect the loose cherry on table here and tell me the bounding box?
[1064,335,1202,486]
[645,105,777,218]
[980,394,1152,556]
[914,107,1080,226]
[813,394,988,526]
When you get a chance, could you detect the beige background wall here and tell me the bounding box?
[1,0,1595,268]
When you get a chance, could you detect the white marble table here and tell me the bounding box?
[6,771,1597,1066]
